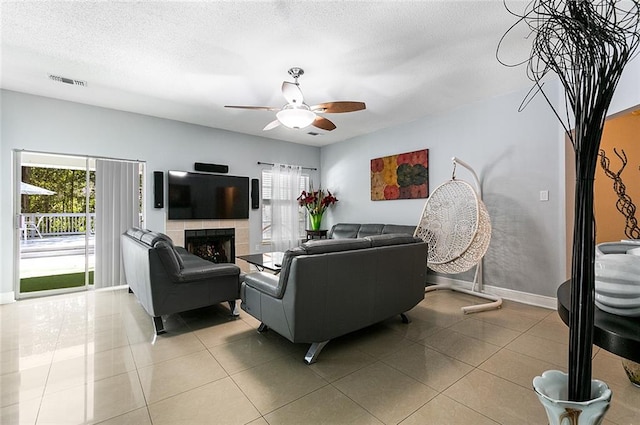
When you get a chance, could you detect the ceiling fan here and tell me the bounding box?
[225,67,366,132]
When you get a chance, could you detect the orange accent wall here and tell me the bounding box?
[594,111,640,243]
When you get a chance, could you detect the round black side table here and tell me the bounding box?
[306,229,328,240]
[556,279,640,363]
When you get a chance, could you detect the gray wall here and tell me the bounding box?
[321,57,640,300]
[0,90,320,300]
[321,84,565,299]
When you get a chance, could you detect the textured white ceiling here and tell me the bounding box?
[1,1,533,146]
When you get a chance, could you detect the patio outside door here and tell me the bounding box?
[15,152,95,297]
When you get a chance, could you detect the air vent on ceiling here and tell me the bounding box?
[48,74,87,87]
[307,132,321,136]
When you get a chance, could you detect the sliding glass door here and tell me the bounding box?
[15,152,95,297]
[14,151,145,298]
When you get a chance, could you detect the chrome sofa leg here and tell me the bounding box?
[304,341,329,365]
[257,323,269,333]
[153,316,166,335]
[228,300,240,317]
[400,313,410,324]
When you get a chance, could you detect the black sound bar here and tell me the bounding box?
[251,178,259,209]
[153,171,164,208]
[194,162,229,174]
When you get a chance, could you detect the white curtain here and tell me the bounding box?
[95,159,140,288]
[271,163,302,252]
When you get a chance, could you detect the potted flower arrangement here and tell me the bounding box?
[297,185,338,230]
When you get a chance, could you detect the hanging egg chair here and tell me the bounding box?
[414,157,501,313]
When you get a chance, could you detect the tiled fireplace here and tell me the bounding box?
[165,219,250,272]
[184,228,235,263]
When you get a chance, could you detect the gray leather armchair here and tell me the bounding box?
[121,228,241,334]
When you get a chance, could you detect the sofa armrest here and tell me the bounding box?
[243,272,280,298]
[176,263,240,283]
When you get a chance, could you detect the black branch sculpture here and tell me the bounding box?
[598,148,640,239]
[499,0,640,401]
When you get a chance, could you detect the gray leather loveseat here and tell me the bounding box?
[241,233,427,363]
[121,228,241,334]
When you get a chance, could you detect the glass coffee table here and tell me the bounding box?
[237,252,284,274]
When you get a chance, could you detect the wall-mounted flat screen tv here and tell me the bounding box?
[168,171,249,220]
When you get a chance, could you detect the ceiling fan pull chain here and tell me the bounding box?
[451,161,457,180]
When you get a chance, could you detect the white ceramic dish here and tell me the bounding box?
[594,242,640,317]
[595,293,640,308]
[595,302,640,316]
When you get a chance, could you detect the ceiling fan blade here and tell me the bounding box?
[282,81,304,106]
[263,120,281,131]
[311,101,366,113]
[312,116,336,131]
[225,105,280,111]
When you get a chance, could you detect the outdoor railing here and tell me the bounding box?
[22,213,96,237]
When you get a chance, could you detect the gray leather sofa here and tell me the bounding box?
[241,234,428,363]
[121,228,241,334]
[328,222,416,239]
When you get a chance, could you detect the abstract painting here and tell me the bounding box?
[371,149,428,201]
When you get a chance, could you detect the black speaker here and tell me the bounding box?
[153,171,164,208]
[251,178,260,209]
[194,162,229,173]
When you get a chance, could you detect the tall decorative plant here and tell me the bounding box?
[500,0,640,402]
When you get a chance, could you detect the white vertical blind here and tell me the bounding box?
[95,160,139,288]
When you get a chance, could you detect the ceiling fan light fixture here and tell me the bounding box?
[225,67,364,133]
[276,108,316,129]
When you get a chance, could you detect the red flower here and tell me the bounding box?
[298,186,338,214]
[321,190,338,206]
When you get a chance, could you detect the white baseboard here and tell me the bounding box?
[95,284,129,292]
[0,291,16,304]
[426,275,557,310]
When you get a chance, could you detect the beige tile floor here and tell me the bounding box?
[1,288,639,425]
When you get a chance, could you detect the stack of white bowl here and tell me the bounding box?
[594,241,640,317]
